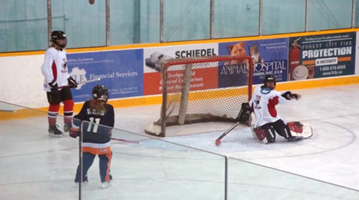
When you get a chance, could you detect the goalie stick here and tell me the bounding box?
[215,121,241,146]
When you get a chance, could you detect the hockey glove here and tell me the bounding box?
[282,91,301,100]
[289,93,301,100]
[48,80,59,93]
[236,103,252,124]
[69,127,80,138]
[68,77,78,88]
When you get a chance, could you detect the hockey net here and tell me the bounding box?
[145,55,253,137]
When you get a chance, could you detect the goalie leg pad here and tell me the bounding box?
[287,121,313,139]
[252,125,276,144]
[272,119,292,139]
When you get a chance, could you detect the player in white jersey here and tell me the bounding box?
[41,30,78,137]
[248,75,302,143]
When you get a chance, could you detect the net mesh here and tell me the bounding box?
[146,56,253,137]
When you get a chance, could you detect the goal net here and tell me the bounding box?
[145,55,253,137]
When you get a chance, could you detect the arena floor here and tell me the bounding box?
[1,84,358,199]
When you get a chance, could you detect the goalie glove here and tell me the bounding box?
[236,103,252,124]
[68,77,78,88]
[282,91,301,100]
[290,93,301,100]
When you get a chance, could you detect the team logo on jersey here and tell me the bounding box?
[254,95,262,109]
[62,58,67,70]
[69,67,87,90]
[260,87,271,94]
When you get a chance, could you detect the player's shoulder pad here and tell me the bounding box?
[46,47,57,54]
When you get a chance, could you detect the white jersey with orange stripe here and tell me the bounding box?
[41,47,69,92]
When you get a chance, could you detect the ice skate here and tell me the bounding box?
[48,124,63,137]
[101,181,111,189]
[75,180,88,187]
[63,123,71,132]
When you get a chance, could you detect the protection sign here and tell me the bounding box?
[289,33,355,80]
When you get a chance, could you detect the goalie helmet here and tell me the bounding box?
[50,30,67,48]
[92,85,109,102]
[263,75,276,87]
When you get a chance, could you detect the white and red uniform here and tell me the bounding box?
[41,47,69,92]
[249,86,290,128]
[41,46,74,132]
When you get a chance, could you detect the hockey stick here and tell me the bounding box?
[0,109,16,112]
[215,122,241,146]
[78,77,101,85]
[111,137,141,144]
[59,77,101,89]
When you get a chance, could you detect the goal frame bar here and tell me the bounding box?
[159,55,253,137]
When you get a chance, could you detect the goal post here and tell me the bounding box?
[145,55,253,137]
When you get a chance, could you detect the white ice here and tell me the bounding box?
[0,84,359,200]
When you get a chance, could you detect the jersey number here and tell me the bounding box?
[87,117,99,133]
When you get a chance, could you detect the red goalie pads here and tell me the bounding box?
[287,121,313,139]
[252,127,268,143]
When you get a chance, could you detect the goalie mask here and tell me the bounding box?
[92,85,109,102]
[51,30,67,48]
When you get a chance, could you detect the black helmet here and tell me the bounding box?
[51,30,67,48]
[263,75,276,85]
[92,85,109,102]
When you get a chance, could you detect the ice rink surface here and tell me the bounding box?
[1,84,359,199]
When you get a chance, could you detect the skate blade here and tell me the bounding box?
[48,133,63,138]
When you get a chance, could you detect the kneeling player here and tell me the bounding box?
[247,75,303,144]
[70,85,115,188]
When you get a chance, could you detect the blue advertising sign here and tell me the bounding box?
[219,38,289,85]
[289,33,355,81]
[67,49,143,102]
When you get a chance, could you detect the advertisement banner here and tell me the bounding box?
[289,33,355,80]
[355,32,359,75]
[143,44,219,95]
[67,49,143,102]
[219,38,289,85]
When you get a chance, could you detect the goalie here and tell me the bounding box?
[238,75,308,144]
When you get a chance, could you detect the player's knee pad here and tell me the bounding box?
[63,99,74,116]
[264,127,276,143]
[272,119,291,139]
[49,104,60,113]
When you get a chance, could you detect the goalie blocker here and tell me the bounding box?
[252,121,313,144]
